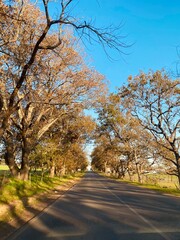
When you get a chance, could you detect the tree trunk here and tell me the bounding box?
[20,136,31,181]
[175,153,180,189]
[49,157,55,178]
[118,161,125,179]
[134,150,142,183]
[127,161,133,181]
[104,161,108,173]
[177,174,180,190]
[127,169,133,181]
[4,135,19,178]
[61,163,66,176]
[20,165,29,181]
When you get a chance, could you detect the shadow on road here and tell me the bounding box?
[3,172,180,240]
[0,178,76,240]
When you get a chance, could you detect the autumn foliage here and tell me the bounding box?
[0,0,108,180]
[93,71,180,188]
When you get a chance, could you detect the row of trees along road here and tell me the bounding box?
[0,0,127,180]
[92,70,180,188]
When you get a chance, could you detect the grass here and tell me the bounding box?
[0,172,84,203]
[118,179,180,196]
[0,170,85,223]
[128,173,179,189]
[0,165,9,171]
[99,171,180,197]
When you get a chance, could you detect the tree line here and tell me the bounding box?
[0,0,127,180]
[91,70,180,188]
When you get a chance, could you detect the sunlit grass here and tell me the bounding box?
[0,172,85,224]
[118,179,180,196]
[98,171,180,196]
[0,172,84,202]
[0,165,9,171]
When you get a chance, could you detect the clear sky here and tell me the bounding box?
[70,0,180,92]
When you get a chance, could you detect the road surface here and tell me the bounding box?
[7,172,180,240]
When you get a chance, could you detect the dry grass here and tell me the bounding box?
[100,171,180,196]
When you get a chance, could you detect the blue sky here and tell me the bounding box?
[70,0,180,92]
[47,0,180,156]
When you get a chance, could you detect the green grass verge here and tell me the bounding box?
[0,171,85,223]
[0,172,85,207]
[0,165,9,171]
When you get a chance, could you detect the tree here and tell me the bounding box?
[94,94,154,182]
[91,141,116,173]
[119,70,180,187]
[0,0,127,180]
[0,0,127,136]
[30,110,95,177]
[1,31,105,179]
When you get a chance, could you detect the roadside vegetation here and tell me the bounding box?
[92,71,180,190]
[0,166,84,223]
[0,0,127,182]
[129,182,180,196]
[99,171,180,196]
[122,176,180,196]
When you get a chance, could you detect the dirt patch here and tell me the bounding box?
[0,178,80,240]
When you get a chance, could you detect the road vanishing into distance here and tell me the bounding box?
[7,172,180,240]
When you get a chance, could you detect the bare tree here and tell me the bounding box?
[119,70,180,187]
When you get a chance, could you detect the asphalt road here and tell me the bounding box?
[7,172,180,240]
